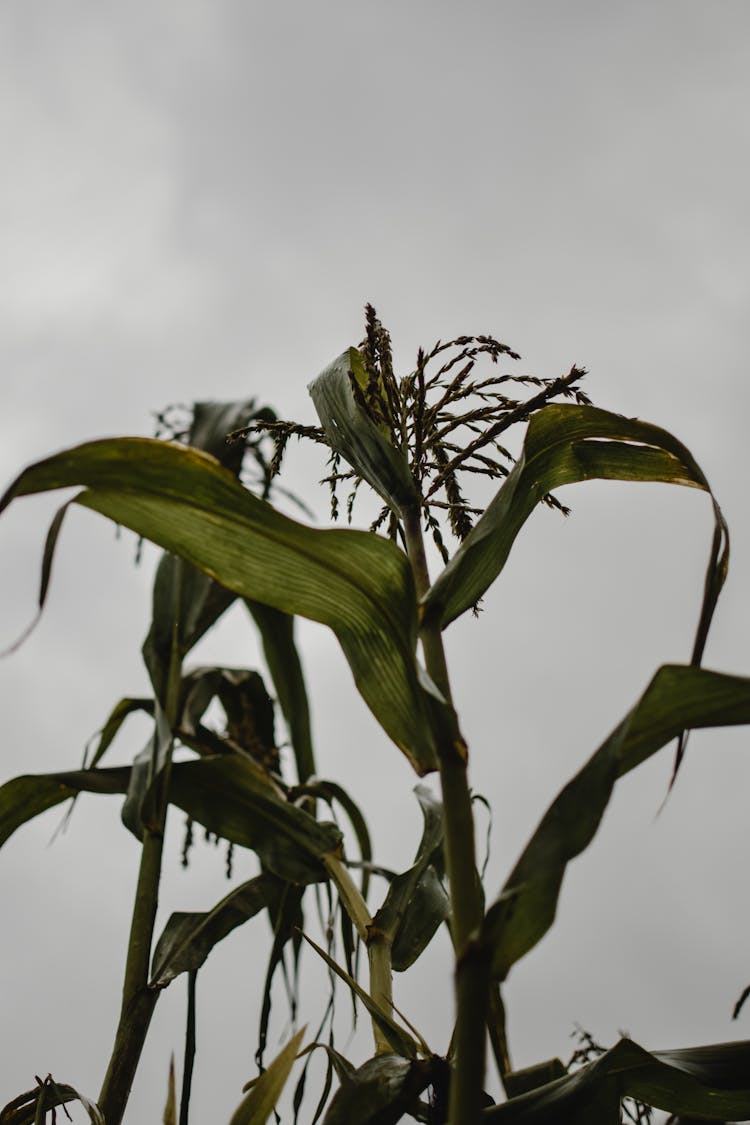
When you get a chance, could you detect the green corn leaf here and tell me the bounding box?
[321,1054,439,1125]
[229,1026,306,1125]
[485,664,750,981]
[1,758,340,884]
[0,768,132,847]
[86,695,155,770]
[177,666,277,764]
[308,348,419,513]
[177,667,233,743]
[0,436,438,775]
[484,1037,750,1122]
[390,866,450,972]
[150,873,280,987]
[373,785,449,971]
[167,757,341,883]
[245,601,315,783]
[423,403,728,637]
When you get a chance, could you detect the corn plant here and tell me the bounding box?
[3,308,750,1124]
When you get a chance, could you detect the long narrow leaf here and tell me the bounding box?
[0,437,439,774]
[484,1037,750,1122]
[1,759,341,884]
[150,874,280,986]
[485,664,750,981]
[246,601,316,783]
[229,1026,306,1125]
[167,757,341,883]
[301,933,419,1060]
[87,696,154,770]
[0,768,131,847]
[423,403,728,635]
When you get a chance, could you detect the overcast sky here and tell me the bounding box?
[2,4,750,1122]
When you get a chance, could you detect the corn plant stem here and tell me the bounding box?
[324,852,393,1055]
[401,502,488,1125]
[367,932,394,1054]
[98,564,185,1124]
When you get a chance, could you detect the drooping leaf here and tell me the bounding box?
[0,437,439,774]
[485,664,750,981]
[167,757,341,884]
[229,1026,306,1125]
[0,759,341,884]
[423,403,728,637]
[1,498,72,657]
[0,768,131,848]
[150,874,280,987]
[177,666,278,770]
[0,1077,104,1125]
[301,933,419,1060]
[86,695,155,770]
[246,601,315,783]
[322,1054,438,1125]
[177,667,232,744]
[308,349,419,514]
[483,1038,750,1122]
[373,785,450,971]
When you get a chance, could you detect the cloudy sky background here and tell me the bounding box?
[2,3,750,1121]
